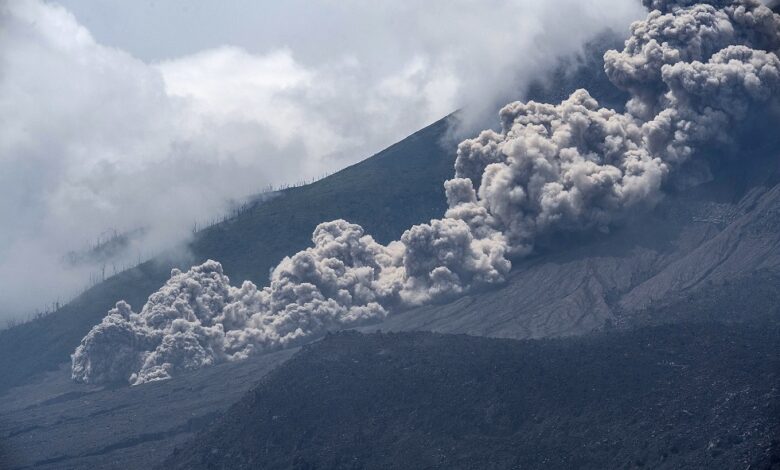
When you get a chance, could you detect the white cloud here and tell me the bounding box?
[0,0,644,320]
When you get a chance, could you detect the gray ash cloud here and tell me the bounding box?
[72,0,780,385]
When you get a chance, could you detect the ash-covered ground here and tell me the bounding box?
[165,324,780,470]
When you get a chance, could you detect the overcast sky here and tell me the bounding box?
[0,0,645,321]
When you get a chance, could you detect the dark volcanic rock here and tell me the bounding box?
[165,325,780,470]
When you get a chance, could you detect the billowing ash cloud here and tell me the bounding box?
[73,0,780,385]
[73,221,509,384]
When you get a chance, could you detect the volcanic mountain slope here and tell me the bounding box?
[163,325,780,470]
[0,33,628,394]
[64,0,780,389]
[0,34,664,469]
[369,135,780,340]
[0,116,455,394]
[0,29,778,468]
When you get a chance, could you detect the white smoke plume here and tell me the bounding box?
[72,0,780,385]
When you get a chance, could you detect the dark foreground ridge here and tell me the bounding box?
[166,324,780,470]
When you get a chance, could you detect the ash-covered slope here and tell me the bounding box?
[0,348,297,470]
[373,150,780,339]
[164,326,780,470]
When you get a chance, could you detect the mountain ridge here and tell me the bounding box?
[367,150,780,340]
[0,116,455,394]
[0,32,629,394]
[0,26,778,467]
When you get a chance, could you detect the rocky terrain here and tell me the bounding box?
[163,326,780,469]
[1,17,779,467]
[2,143,777,468]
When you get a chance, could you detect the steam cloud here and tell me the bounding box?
[72,0,780,385]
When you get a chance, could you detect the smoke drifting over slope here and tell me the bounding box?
[72,0,780,385]
[0,0,642,321]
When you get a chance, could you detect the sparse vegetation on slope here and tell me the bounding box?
[0,117,455,394]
